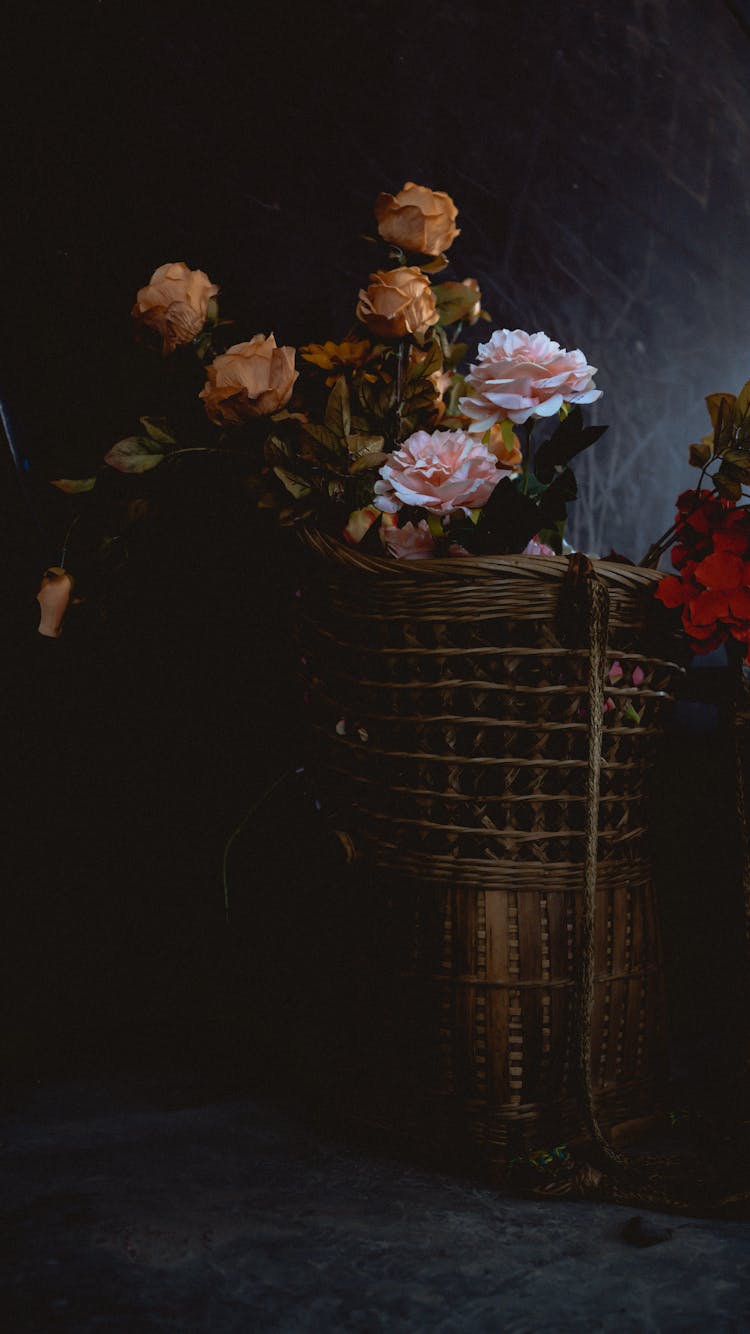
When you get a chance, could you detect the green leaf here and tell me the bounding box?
[718,448,750,475]
[104,436,165,474]
[346,433,385,456]
[303,422,342,453]
[623,702,643,726]
[714,465,742,500]
[537,520,566,555]
[50,476,97,494]
[350,449,388,474]
[445,341,468,369]
[688,441,712,468]
[139,416,176,445]
[273,467,311,499]
[432,281,484,327]
[405,338,442,383]
[324,376,351,439]
[533,409,608,484]
[419,254,449,274]
[536,468,578,525]
[402,382,438,412]
[706,392,736,430]
[734,380,750,423]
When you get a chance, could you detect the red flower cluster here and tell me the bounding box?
[655,489,750,658]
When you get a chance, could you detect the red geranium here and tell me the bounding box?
[655,493,750,659]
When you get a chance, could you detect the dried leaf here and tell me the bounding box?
[324,376,351,439]
[273,467,311,499]
[50,476,97,494]
[104,436,165,474]
[688,441,712,468]
[139,416,176,445]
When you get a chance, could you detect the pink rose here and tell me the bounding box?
[374,429,503,516]
[382,519,437,559]
[460,329,602,431]
[132,262,219,355]
[523,536,556,556]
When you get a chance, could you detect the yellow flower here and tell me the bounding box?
[300,340,371,382]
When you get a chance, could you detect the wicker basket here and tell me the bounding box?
[299,531,685,1178]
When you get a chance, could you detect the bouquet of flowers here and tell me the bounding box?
[648,382,750,663]
[42,183,611,633]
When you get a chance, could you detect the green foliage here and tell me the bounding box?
[533,408,608,484]
[432,281,482,327]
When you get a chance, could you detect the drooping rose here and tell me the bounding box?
[374,428,503,516]
[374,182,460,256]
[382,519,437,559]
[356,268,439,339]
[132,262,219,355]
[37,567,75,638]
[460,329,602,432]
[199,335,298,425]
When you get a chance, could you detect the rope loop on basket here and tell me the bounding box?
[560,554,631,1170]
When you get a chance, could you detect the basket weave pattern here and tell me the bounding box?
[300,532,684,1171]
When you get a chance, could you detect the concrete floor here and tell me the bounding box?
[3,1070,750,1333]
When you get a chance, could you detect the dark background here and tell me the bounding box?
[3,0,750,1086]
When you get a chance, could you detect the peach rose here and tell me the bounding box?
[132,262,219,354]
[199,334,298,425]
[374,428,504,516]
[356,267,439,339]
[37,567,75,638]
[382,519,437,559]
[374,182,460,256]
[460,329,602,431]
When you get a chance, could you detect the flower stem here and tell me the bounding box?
[522,421,533,496]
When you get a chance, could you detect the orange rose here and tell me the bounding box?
[374,182,459,256]
[199,334,298,425]
[132,262,219,355]
[356,268,439,339]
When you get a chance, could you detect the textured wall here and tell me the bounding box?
[6,2,750,559]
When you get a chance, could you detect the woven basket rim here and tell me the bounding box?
[301,528,665,591]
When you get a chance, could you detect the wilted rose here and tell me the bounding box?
[374,182,459,256]
[199,334,298,425]
[356,268,439,339]
[374,428,504,516]
[460,329,602,431]
[132,262,219,355]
